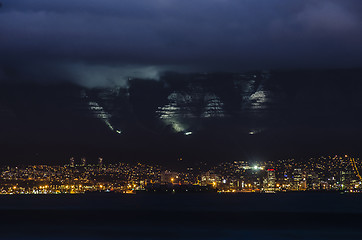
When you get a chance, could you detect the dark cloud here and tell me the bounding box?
[0,0,362,86]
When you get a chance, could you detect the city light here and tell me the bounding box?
[0,155,360,195]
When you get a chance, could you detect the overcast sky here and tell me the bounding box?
[1,0,362,87]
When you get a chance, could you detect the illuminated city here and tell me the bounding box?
[1,155,361,195]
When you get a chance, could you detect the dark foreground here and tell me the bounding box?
[1,192,362,239]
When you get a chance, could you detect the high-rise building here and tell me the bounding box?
[292,168,305,190]
[263,169,276,191]
[98,157,103,168]
[81,157,86,166]
[70,157,75,167]
[306,171,319,190]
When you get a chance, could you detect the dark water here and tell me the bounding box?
[1,192,362,239]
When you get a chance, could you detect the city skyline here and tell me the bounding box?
[0,154,361,195]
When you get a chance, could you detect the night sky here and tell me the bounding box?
[1,0,362,86]
[1,1,362,166]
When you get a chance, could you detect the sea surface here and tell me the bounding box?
[0,192,362,239]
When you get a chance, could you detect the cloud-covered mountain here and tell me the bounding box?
[1,69,362,167]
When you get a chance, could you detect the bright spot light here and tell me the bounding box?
[249,131,254,135]
[116,130,122,134]
[185,131,192,136]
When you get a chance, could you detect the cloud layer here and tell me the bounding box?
[1,0,362,86]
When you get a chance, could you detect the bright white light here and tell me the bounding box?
[184,131,192,136]
[116,130,122,134]
[104,120,114,131]
[253,166,259,170]
[249,129,264,135]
